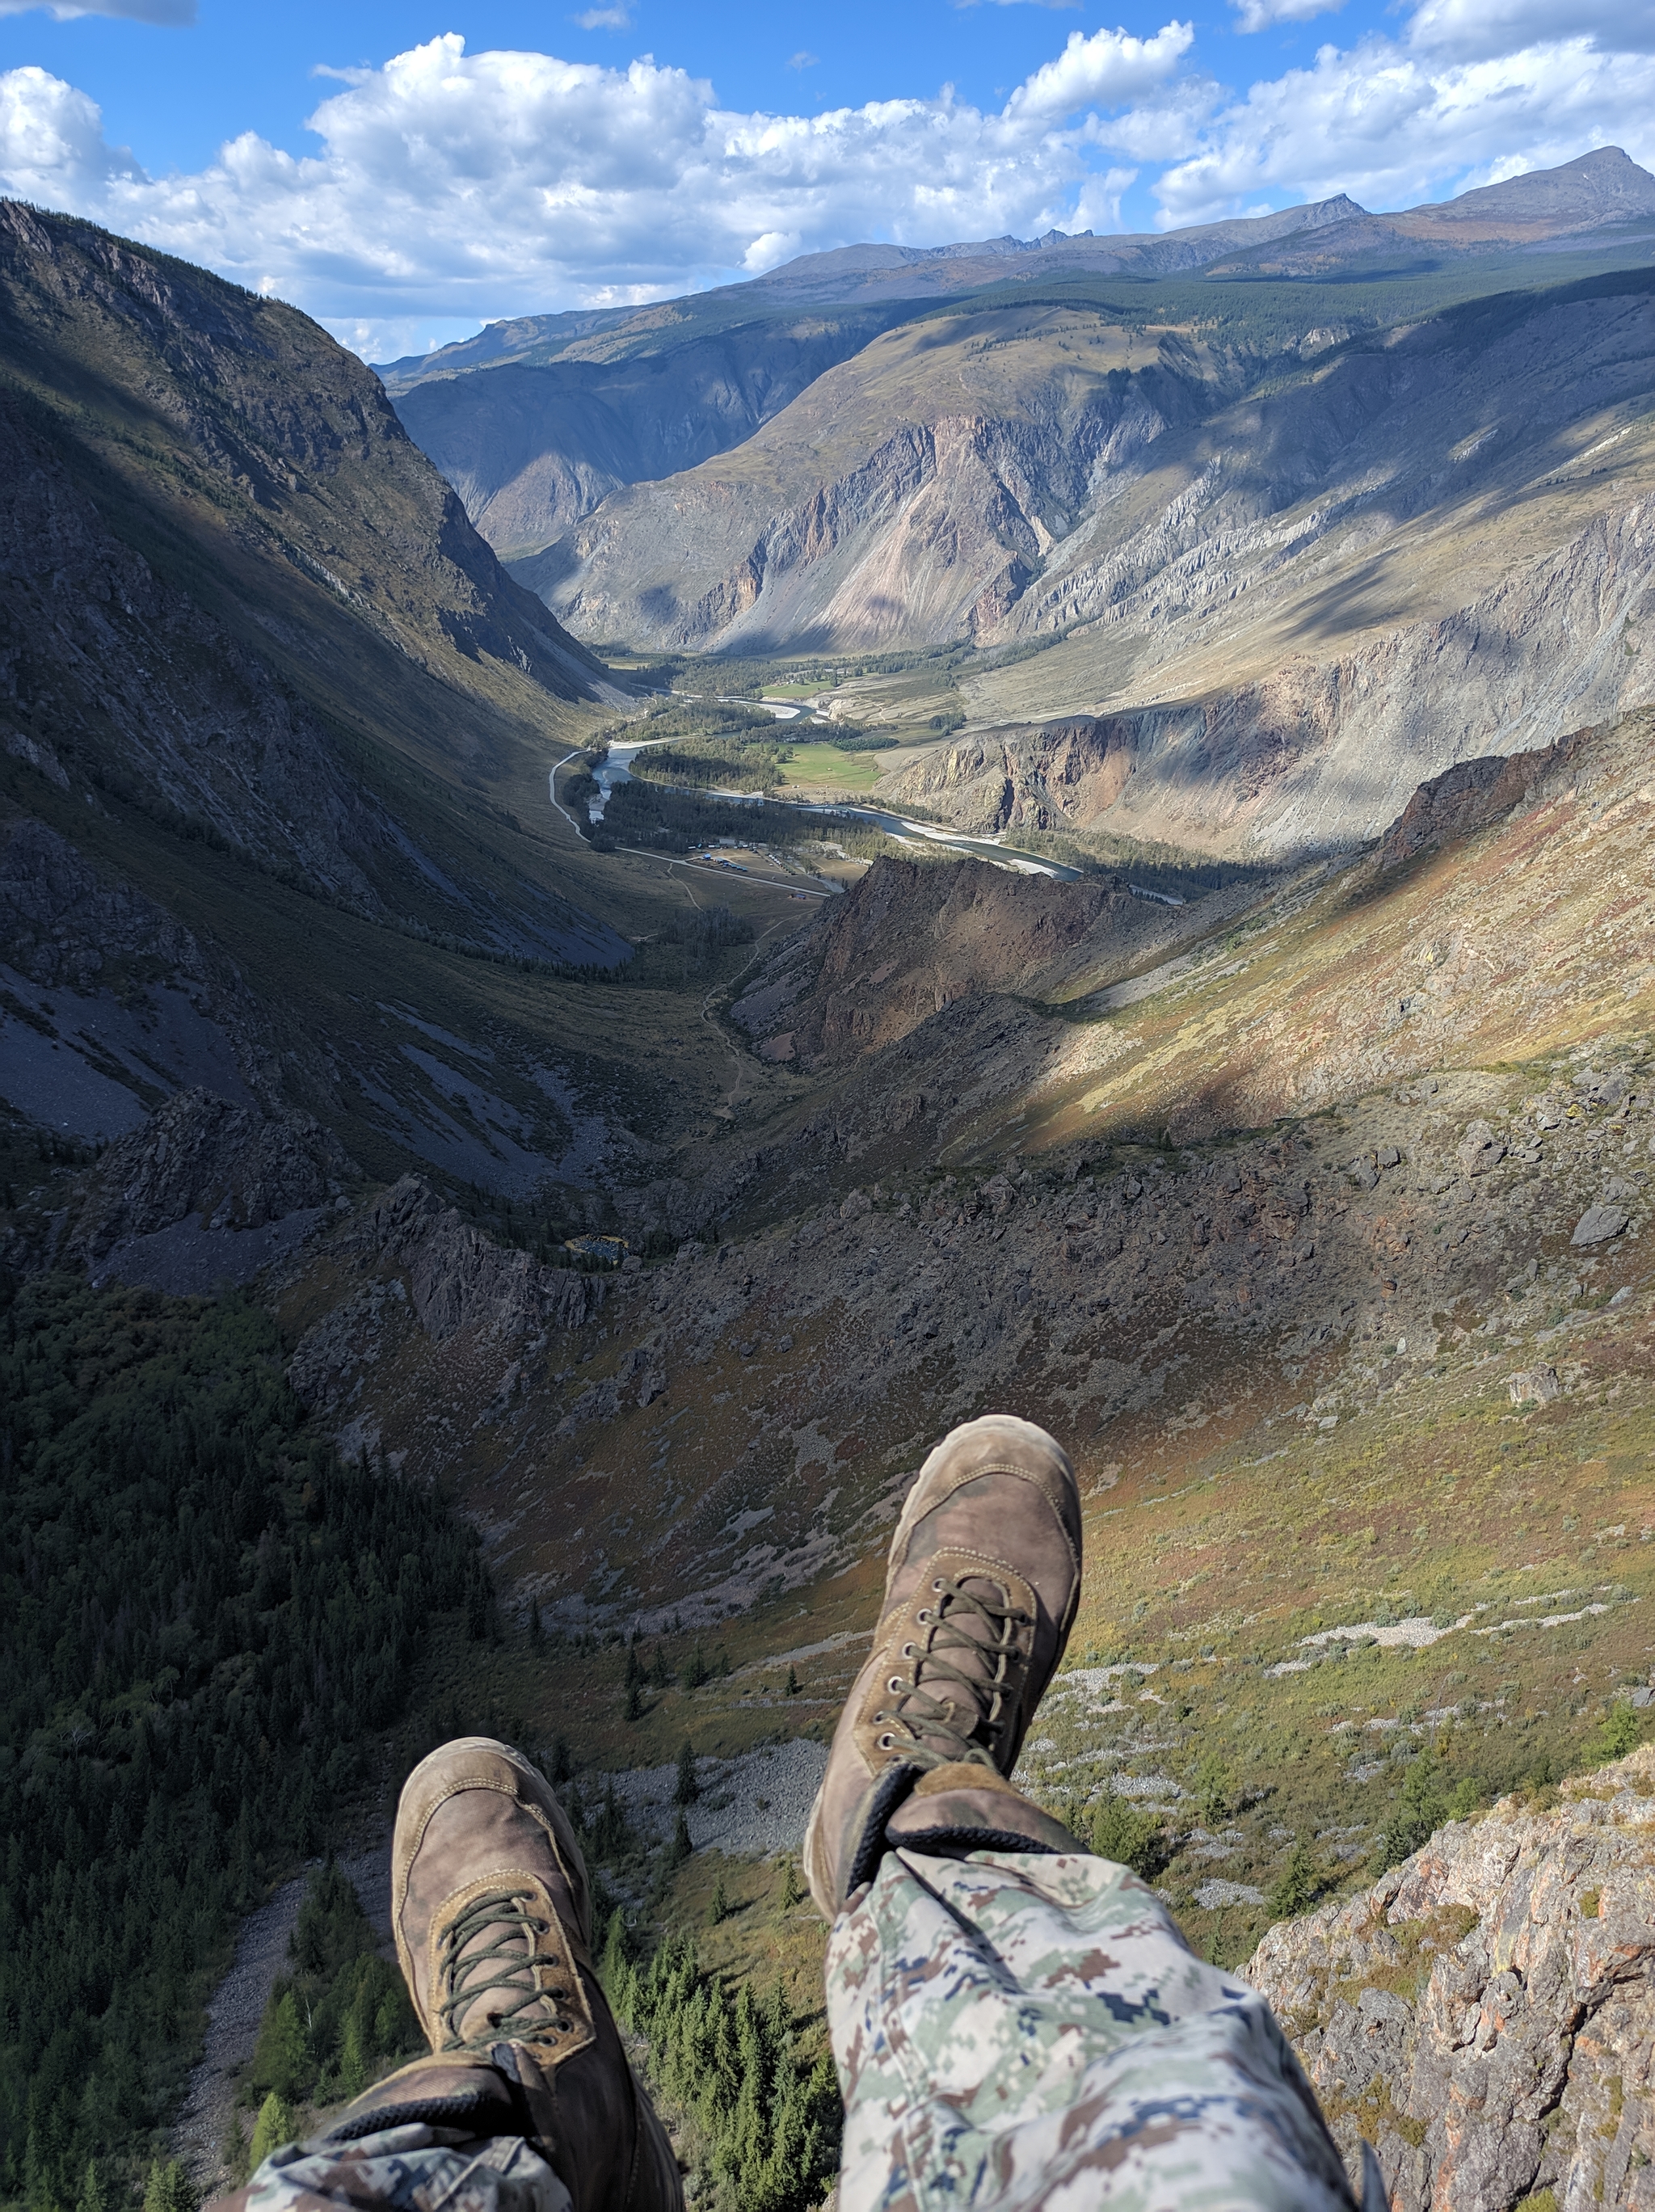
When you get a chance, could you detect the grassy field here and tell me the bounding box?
[776,744,888,794]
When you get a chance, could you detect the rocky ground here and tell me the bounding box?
[174,1846,390,2195]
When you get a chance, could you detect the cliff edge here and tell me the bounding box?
[1248,1746,1655,2211]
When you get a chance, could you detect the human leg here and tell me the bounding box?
[805,1414,1356,2212]
[213,1739,680,2212]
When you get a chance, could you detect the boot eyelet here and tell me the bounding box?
[888,1676,903,1692]
[878,1733,895,1749]
[902,1643,916,1658]
[916,1607,932,1623]
[932,1578,945,1591]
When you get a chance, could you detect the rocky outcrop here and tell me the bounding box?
[2,810,218,995]
[356,1176,594,1343]
[731,855,1208,1067]
[1373,725,1607,873]
[1247,1745,1655,2212]
[287,1175,596,1426]
[65,1088,351,1264]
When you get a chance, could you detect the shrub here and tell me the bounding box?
[1267,1842,1329,1922]
[1089,1794,1167,1879]
[1590,1700,1642,1766]
[1375,1752,1446,1872]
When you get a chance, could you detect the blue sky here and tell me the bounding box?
[2,0,1650,359]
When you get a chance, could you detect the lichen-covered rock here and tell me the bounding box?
[1245,1746,1655,2212]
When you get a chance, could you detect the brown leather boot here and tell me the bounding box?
[802,1414,1084,1919]
[350,1736,683,2211]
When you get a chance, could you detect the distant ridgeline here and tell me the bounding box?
[0,1275,491,2206]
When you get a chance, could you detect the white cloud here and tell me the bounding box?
[1233,0,1346,35]
[1408,0,1655,59]
[2,14,1653,363]
[1005,23,1196,118]
[787,51,819,70]
[1153,33,1655,223]
[573,6,631,27]
[0,31,1191,356]
[0,62,137,192]
[0,0,192,16]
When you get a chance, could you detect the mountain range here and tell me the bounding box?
[381,147,1655,859]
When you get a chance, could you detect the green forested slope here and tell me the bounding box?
[0,1275,485,2206]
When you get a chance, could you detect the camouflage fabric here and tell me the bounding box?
[826,1846,1357,2212]
[239,2122,571,2212]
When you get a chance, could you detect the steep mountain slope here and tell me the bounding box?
[383,154,1655,591]
[546,300,1240,653]
[1206,143,1655,277]
[0,204,817,1201]
[547,262,1654,853]
[393,309,913,562]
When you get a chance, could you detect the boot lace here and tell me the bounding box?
[436,1885,570,2050]
[872,1574,1032,1772]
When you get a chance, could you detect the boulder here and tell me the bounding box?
[1572,1203,1630,1245]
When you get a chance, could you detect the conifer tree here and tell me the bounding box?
[674,1740,700,1805]
[141,2160,198,2212]
[246,2094,295,2175]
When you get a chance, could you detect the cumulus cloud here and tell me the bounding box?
[572,6,631,27]
[1,14,1653,360]
[0,63,139,192]
[0,0,193,17]
[1006,23,1196,117]
[1153,34,1655,222]
[0,30,1191,355]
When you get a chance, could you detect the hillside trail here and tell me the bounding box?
[174,1841,392,2194]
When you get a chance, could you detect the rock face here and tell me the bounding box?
[65,1088,351,1264]
[731,856,1217,1068]
[395,310,907,562]
[1246,1745,1655,2212]
[285,1175,595,1436]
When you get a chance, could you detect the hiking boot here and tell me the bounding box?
[355,1736,682,2212]
[802,1414,1084,1919]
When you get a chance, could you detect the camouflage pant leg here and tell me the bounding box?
[238,2123,572,2212]
[825,1848,1354,2212]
